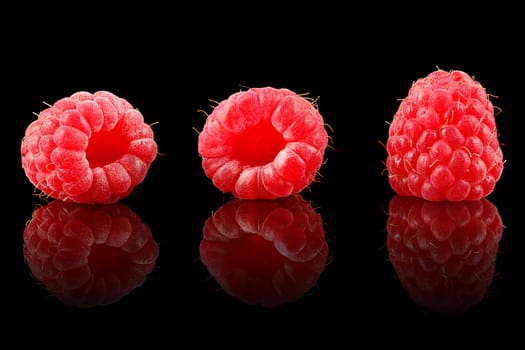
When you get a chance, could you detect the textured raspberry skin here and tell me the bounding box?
[198,87,329,200]
[386,195,504,314]
[386,69,504,201]
[21,91,158,204]
[23,200,159,308]
[199,195,328,307]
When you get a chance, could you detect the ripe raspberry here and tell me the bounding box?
[23,200,159,308]
[199,195,328,307]
[386,195,504,314]
[21,91,158,204]
[197,87,329,200]
[385,69,504,201]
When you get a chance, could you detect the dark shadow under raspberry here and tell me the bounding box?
[199,194,329,307]
[23,200,159,308]
[385,195,504,314]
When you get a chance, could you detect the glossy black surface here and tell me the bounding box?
[5,3,523,343]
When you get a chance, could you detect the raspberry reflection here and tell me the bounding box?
[23,200,159,308]
[386,195,504,314]
[199,194,329,307]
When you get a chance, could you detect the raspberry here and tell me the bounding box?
[386,195,504,314]
[385,69,504,201]
[199,195,328,307]
[21,91,158,204]
[197,87,329,200]
[23,200,159,308]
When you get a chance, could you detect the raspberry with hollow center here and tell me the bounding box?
[197,86,329,200]
[385,69,504,201]
[21,90,158,204]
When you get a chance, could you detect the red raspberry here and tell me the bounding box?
[197,87,329,200]
[386,195,504,314]
[23,200,159,308]
[385,69,504,201]
[21,91,158,204]
[199,195,329,307]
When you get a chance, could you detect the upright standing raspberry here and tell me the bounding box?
[197,87,329,200]
[21,91,158,204]
[385,69,504,201]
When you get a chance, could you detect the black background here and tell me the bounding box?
[5,3,524,345]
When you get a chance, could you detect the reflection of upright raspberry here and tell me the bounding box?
[385,69,504,201]
[21,91,158,204]
[197,87,329,200]
[23,200,159,308]
[199,194,328,307]
[386,195,504,314]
